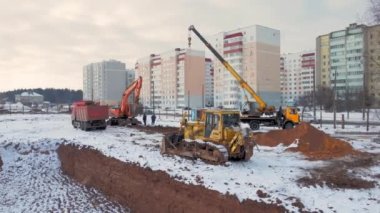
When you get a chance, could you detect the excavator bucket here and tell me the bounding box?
[161,133,228,164]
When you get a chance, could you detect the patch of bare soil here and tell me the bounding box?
[297,153,379,189]
[254,122,357,160]
[129,125,178,136]
[58,144,287,213]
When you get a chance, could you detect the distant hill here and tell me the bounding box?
[0,88,83,104]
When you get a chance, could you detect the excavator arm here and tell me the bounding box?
[112,76,143,118]
[188,25,268,112]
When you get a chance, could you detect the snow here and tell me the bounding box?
[303,109,380,122]
[0,114,379,212]
[1,102,31,113]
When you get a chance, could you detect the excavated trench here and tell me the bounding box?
[58,144,286,213]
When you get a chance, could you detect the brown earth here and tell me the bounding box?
[58,144,286,213]
[297,152,379,190]
[254,122,357,160]
[129,125,178,136]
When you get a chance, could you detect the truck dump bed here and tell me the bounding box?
[75,105,108,121]
[72,102,109,122]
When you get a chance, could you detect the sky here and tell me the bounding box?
[0,0,370,92]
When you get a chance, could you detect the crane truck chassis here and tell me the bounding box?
[240,107,299,130]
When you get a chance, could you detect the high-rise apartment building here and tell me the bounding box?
[316,23,380,106]
[210,25,281,109]
[280,51,315,106]
[135,48,207,109]
[83,60,134,105]
[316,35,330,88]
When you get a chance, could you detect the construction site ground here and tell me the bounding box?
[0,114,379,212]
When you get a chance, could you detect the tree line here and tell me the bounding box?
[0,88,83,104]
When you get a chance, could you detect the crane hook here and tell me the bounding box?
[188,31,192,48]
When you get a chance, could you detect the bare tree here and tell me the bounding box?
[315,86,334,111]
[369,0,380,24]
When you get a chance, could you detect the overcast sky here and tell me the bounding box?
[0,0,369,92]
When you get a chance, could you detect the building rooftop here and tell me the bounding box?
[20,92,43,97]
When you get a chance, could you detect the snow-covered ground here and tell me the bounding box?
[0,116,129,212]
[302,109,380,122]
[0,114,379,212]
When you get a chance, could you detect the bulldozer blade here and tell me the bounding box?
[161,135,227,165]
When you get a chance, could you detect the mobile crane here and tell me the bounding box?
[188,25,299,130]
[109,76,143,126]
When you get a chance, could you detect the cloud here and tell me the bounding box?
[0,0,368,91]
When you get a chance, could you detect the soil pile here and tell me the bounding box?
[254,123,356,160]
[58,144,286,213]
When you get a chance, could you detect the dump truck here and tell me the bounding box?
[188,25,300,130]
[71,101,108,131]
[161,109,254,164]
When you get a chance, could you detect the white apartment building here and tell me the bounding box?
[83,60,135,105]
[317,23,380,106]
[280,51,315,106]
[135,48,207,109]
[210,25,281,109]
[330,24,365,96]
[204,58,214,107]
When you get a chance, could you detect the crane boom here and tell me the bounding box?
[188,25,268,112]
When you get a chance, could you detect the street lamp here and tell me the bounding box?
[333,68,337,129]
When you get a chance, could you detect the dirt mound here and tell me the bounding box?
[58,144,286,213]
[254,123,356,160]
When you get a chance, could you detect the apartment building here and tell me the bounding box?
[367,24,380,105]
[316,35,330,88]
[135,48,206,109]
[83,60,134,105]
[280,51,315,106]
[210,25,281,109]
[316,23,380,106]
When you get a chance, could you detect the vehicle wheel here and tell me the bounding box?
[249,121,260,130]
[83,122,90,131]
[72,120,77,128]
[283,122,294,129]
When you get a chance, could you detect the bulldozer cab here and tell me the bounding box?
[205,112,220,138]
[204,110,241,140]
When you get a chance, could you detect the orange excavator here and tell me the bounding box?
[109,76,143,126]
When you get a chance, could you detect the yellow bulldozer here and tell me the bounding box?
[161,109,254,164]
